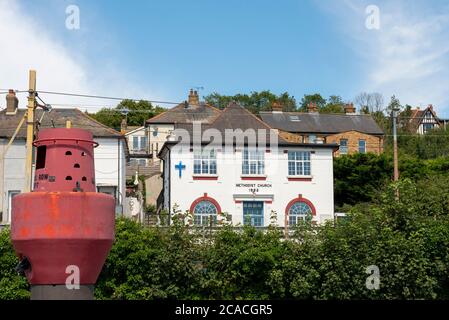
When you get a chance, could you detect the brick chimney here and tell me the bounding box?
[271,101,283,113]
[428,104,433,111]
[188,89,199,106]
[6,89,18,115]
[307,102,318,113]
[120,117,127,134]
[344,103,356,114]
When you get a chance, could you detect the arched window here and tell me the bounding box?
[190,193,221,226]
[193,201,218,226]
[288,201,312,225]
[285,195,316,226]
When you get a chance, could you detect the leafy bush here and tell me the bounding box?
[0,227,30,300]
[2,177,449,300]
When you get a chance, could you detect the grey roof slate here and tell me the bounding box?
[146,102,221,124]
[166,102,338,148]
[259,112,384,135]
[0,108,123,139]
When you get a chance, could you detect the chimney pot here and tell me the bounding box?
[271,101,283,112]
[344,102,356,114]
[307,101,318,113]
[188,89,199,106]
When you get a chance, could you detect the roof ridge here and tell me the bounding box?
[75,108,122,136]
[260,111,374,117]
[209,102,289,143]
[204,102,222,113]
[145,104,176,122]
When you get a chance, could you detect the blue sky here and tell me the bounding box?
[1,0,449,116]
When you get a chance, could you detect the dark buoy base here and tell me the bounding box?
[31,285,94,300]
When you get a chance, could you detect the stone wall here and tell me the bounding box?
[326,131,383,155]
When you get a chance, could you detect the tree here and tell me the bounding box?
[320,95,345,114]
[88,100,165,130]
[355,92,384,114]
[334,153,393,208]
[0,228,30,299]
[204,90,297,114]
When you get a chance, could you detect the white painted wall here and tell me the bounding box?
[0,139,26,223]
[94,138,126,205]
[148,124,174,160]
[126,127,147,155]
[163,145,334,226]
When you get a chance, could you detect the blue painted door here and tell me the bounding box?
[243,201,264,226]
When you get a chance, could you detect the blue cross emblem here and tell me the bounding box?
[175,161,186,178]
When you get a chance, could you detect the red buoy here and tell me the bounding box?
[11,128,115,299]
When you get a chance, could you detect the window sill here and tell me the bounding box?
[287,175,313,181]
[193,175,218,180]
[241,175,267,180]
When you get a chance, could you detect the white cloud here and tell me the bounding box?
[318,0,449,115]
[0,0,162,111]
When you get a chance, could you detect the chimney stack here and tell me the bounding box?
[271,101,283,113]
[188,89,199,106]
[120,117,127,134]
[344,103,356,114]
[6,89,18,115]
[307,102,318,113]
[428,104,433,111]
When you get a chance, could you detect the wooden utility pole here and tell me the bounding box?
[24,70,37,192]
[392,109,399,182]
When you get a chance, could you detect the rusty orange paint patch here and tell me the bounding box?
[19,227,30,237]
[49,193,61,219]
[43,224,56,237]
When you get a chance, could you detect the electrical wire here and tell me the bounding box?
[36,90,181,105]
[0,90,30,95]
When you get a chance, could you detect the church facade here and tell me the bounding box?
[158,102,338,227]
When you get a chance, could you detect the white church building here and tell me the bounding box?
[158,102,338,227]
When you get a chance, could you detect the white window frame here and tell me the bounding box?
[132,136,147,152]
[193,200,218,226]
[340,139,348,154]
[242,148,265,175]
[288,151,311,176]
[7,190,21,223]
[288,201,313,226]
[193,148,217,175]
[358,139,366,153]
[423,123,434,133]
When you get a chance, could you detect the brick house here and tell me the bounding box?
[260,102,384,156]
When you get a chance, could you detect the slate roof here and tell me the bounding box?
[159,102,339,158]
[146,102,221,124]
[259,112,384,135]
[0,108,123,139]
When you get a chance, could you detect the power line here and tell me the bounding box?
[0,90,29,95]
[36,90,181,105]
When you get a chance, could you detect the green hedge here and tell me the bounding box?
[2,177,449,300]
